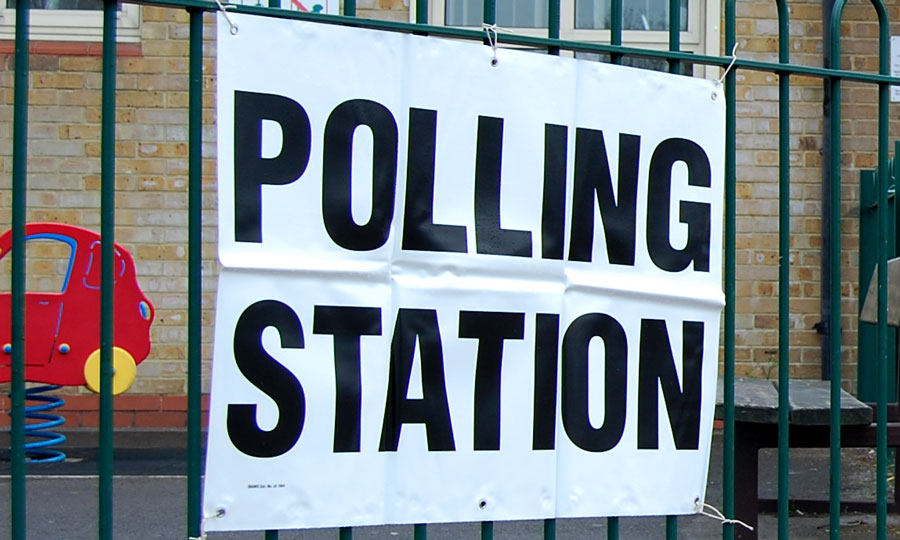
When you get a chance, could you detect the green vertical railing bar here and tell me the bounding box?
[665,2,681,535]
[337,5,356,539]
[9,0,29,535]
[871,2,890,539]
[414,2,426,537]
[607,517,619,539]
[543,518,556,540]
[667,0,680,74]
[334,6,356,538]
[547,0,559,55]
[607,0,622,535]
[99,0,118,538]
[609,0,622,65]
[187,7,204,540]
[827,2,847,537]
[605,3,622,536]
[482,0,494,23]
[416,0,426,24]
[546,2,559,538]
[265,529,279,540]
[723,0,736,538]
[482,2,495,538]
[481,521,493,540]
[775,0,790,538]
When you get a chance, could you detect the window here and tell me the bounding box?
[0,0,140,42]
[0,236,74,294]
[574,0,687,31]
[432,0,719,76]
[446,0,548,28]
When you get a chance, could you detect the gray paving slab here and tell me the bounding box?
[2,431,899,539]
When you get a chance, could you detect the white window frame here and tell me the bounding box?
[427,0,720,78]
[0,3,140,42]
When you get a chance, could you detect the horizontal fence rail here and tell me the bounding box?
[5,0,900,538]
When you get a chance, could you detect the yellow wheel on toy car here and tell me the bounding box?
[84,347,137,395]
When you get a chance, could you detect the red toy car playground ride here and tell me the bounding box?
[0,223,154,395]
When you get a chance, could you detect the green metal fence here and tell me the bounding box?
[5,0,900,539]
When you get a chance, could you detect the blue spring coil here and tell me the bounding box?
[19,384,67,463]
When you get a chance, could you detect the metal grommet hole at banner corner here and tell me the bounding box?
[216,507,227,518]
[478,499,488,509]
[491,58,498,68]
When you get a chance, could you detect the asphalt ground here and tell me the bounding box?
[2,431,900,539]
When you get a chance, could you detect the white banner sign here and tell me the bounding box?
[205,12,726,532]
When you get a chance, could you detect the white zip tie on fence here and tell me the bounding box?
[695,499,754,532]
[717,42,739,85]
[481,23,512,67]
[216,0,239,35]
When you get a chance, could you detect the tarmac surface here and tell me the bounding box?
[1,430,899,539]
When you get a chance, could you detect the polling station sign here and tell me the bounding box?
[204,12,726,532]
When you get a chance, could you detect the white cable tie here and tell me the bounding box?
[481,23,513,67]
[696,500,754,532]
[216,0,239,35]
[717,42,739,85]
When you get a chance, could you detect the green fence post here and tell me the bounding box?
[412,17,426,457]
[416,0,426,24]
[187,6,205,540]
[666,515,677,539]
[99,0,118,538]
[607,0,622,525]
[609,0,622,65]
[870,2,891,538]
[409,0,428,517]
[9,0,30,536]
[827,3,848,538]
[723,0,737,538]
[481,521,493,540]
[482,1,495,538]
[546,1,559,537]
[606,3,621,533]
[547,0,559,56]
[665,2,682,535]
[667,0,680,74]
[775,0,790,538]
[337,7,354,540]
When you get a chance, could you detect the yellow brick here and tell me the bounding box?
[60,125,101,140]
[118,91,166,108]
[33,73,84,89]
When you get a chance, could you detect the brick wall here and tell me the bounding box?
[0,1,896,429]
[734,1,900,392]
[0,7,219,426]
